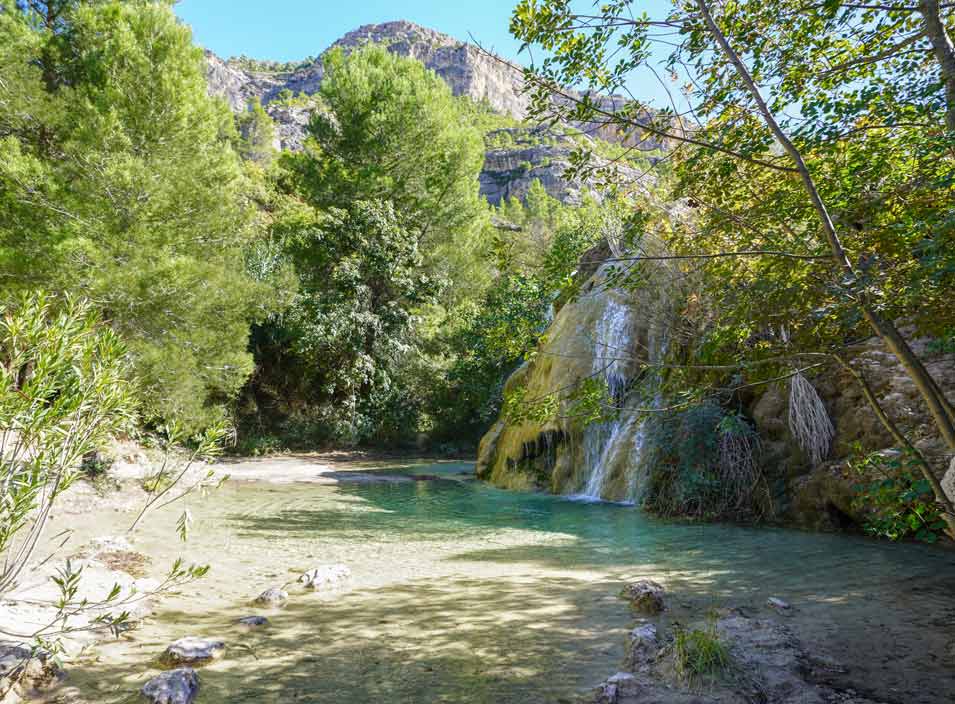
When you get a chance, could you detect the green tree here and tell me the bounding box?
[236,97,276,165]
[509,0,955,534]
[0,0,280,431]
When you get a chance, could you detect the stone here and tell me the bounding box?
[942,457,955,506]
[625,624,659,671]
[159,637,225,666]
[594,672,640,704]
[0,643,56,702]
[253,587,288,606]
[299,564,350,589]
[767,597,791,610]
[619,580,666,614]
[237,616,269,628]
[141,668,199,704]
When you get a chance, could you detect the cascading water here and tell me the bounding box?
[571,298,666,503]
[573,298,635,501]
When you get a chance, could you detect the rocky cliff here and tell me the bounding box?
[203,21,663,203]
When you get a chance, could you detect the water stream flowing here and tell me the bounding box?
[42,460,955,704]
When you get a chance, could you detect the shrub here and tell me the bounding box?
[673,616,730,683]
[850,448,949,543]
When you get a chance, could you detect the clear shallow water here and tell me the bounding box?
[50,461,955,703]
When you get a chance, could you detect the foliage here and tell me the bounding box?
[850,448,949,543]
[236,98,276,165]
[642,401,767,520]
[0,293,134,595]
[0,0,283,432]
[508,0,955,532]
[673,615,731,684]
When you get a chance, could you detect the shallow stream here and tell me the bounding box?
[47,460,955,703]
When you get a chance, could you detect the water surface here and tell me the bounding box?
[51,461,955,703]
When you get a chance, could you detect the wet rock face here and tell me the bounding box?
[141,668,199,704]
[476,253,673,500]
[160,637,225,666]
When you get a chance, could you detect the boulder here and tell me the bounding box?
[625,624,659,671]
[619,580,666,614]
[159,637,224,666]
[253,587,288,606]
[141,668,199,704]
[298,564,350,590]
[0,643,56,703]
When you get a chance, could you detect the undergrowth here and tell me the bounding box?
[673,614,731,684]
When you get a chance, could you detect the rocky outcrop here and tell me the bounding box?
[203,21,671,204]
[476,253,672,501]
[480,126,651,205]
[593,611,887,704]
[749,332,955,531]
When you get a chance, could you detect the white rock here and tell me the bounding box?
[141,668,199,704]
[942,457,955,506]
[253,587,288,606]
[299,564,351,590]
[160,637,224,666]
[768,597,792,610]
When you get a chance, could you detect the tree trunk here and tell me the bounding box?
[919,0,955,131]
[695,0,955,452]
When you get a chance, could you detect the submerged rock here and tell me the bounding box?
[619,580,666,614]
[253,587,288,606]
[299,564,350,590]
[767,596,791,611]
[159,637,224,666]
[141,668,199,704]
[237,616,269,628]
[0,643,57,702]
[594,672,639,704]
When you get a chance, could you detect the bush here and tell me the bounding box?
[0,293,135,595]
[850,448,948,543]
[642,401,768,520]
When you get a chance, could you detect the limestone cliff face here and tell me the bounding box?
[203,21,667,203]
[480,126,652,205]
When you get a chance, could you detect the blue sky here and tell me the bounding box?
[174,0,681,108]
[175,0,529,63]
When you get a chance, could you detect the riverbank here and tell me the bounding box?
[7,456,955,704]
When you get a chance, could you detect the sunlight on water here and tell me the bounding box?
[46,461,955,704]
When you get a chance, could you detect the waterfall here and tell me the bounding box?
[572,298,635,502]
[571,299,666,504]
